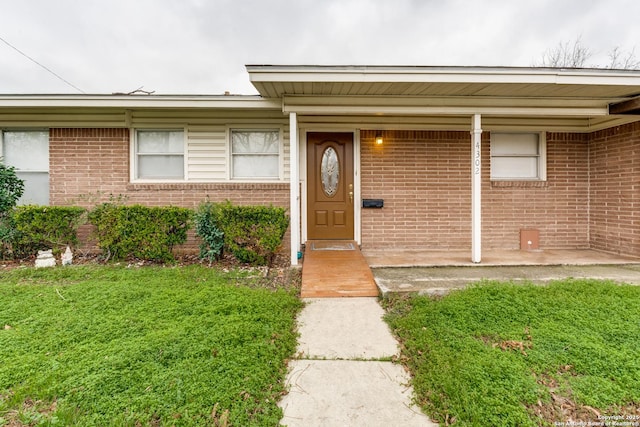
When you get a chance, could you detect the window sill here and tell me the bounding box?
[126,182,289,191]
[491,180,548,188]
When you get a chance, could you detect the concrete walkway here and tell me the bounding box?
[374,264,640,296]
[278,297,437,427]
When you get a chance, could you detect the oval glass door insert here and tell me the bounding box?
[321,147,339,197]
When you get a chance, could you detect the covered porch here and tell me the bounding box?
[246,65,640,267]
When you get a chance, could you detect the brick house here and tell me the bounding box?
[1,65,639,265]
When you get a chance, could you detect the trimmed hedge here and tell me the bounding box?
[1,201,288,264]
[211,202,289,265]
[88,204,191,262]
[3,205,86,258]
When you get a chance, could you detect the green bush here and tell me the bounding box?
[0,214,17,259]
[193,201,225,262]
[7,205,86,258]
[0,162,24,215]
[215,202,289,265]
[88,204,191,262]
[0,163,25,258]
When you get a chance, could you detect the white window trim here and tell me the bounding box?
[130,128,187,182]
[0,129,49,173]
[1,129,50,205]
[490,131,547,181]
[227,127,284,182]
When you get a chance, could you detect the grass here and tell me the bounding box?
[0,264,303,426]
[384,279,640,427]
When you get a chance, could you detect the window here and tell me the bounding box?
[134,130,184,180]
[490,133,546,180]
[2,130,49,205]
[231,130,280,179]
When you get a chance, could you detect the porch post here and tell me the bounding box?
[289,112,300,266]
[471,114,482,263]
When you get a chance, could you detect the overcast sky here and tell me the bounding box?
[1,0,639,95]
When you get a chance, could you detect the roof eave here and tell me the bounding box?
[0,94,281,109]
[246,64,640,84]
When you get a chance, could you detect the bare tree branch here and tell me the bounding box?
[608,46,640,70]
[536,36,591,68]
[535,37,640,70]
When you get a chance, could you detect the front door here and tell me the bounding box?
[307,132,354,240]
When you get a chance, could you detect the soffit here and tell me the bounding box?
[253,80,640,99]
[247,65,640,104]
[247,66,640,131]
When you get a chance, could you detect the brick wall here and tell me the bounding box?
[589,121,640,256]
[50,128,130,206]
[360,129,591,251]
[360,130,471,249]
[49,128,290,254]
[47,124,639,258]
[483,132,589,249]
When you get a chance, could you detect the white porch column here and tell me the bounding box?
[289,112,300,266]
[471,114,482,263]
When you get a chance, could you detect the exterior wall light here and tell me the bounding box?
[375,134,384,145]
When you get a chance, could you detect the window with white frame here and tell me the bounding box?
[231,130,280,179]
[134,130,184,180]
[2,130,50,205]
[490,132,546,180]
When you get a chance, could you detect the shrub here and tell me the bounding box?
[0,162,24,215]
[193,201,225,262]
[0,214,17,259]
[7,205,86,258]
[0,163,25,258]
[215,202,289,265]
[88,204,191,262]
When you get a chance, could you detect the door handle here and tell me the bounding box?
[348,184,353,203]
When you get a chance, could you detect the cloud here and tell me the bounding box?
[1,0,638,94]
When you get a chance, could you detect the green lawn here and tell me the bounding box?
[0,265,303,426]
[384,280,640,427]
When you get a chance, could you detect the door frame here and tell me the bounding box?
[300,128,361,244]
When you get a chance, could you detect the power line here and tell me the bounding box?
[0,35,86,93]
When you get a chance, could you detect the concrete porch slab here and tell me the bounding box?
[363,248,640,268]
[373,264,640,296]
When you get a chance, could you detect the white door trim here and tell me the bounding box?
[299,128,360,245]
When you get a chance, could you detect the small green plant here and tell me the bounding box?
[216,202,289,265]
[0,162,24,215]
[88,204,191,261]
[0,214,17,259]
[0,162,24,258]
[193,201,225,262]
[5,205,85,258]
